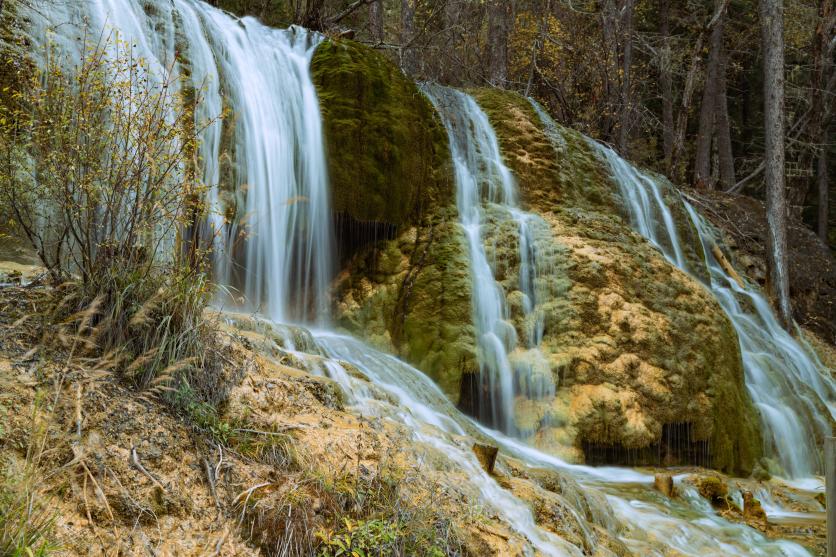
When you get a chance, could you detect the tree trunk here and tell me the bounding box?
[694,0,725,189]
[487,0,513,87]
[400,0,417,74]
[601,0,620,143]
[761,0,792,329]
[659,0,674,171]
[302,0,326,30]
[715,42,736,188]
[369,0,384,44]
[818,147,829,242]
[617,0,634,154]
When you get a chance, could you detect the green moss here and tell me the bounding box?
[469,88,761,474]
[705,316,763,474]
[334,209,478,402]
[469,88,619,215]
[311,39,452,225]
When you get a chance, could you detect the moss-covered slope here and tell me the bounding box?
[472,88,761,474]
[311,39,451,225]
[313,40,477,398]
[333,209,478,402]
[316,43,761,474]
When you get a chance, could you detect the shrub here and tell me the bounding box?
[0,33,218,387]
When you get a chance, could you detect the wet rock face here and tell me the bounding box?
[472,88,761,475]
[311,38,451,229]
[319,41,760,475]
[331,209,479,402]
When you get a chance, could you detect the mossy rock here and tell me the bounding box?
[471,87,708,279]
[472,88,761,474]
[311,39,452,226]
[333,209,478,402]
[469,87,619,215]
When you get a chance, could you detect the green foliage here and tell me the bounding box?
[316,518,402,557]
[0,398,57,557]
[311,39,452,226]
[0,471,56,557]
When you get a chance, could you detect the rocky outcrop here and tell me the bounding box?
[311,39,451,227]
[320,41,761,475]
[332,209,478,402]
[313,39,479,401]
[472,88,761,474]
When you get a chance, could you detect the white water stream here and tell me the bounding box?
[587,140,835,479]
[421,84,556,434]
[15,0,823,554]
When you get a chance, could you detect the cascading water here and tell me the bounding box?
[305,328,813,557]
[421,85,556,434]
[25,0,334,324]
[194,13,333,323]
[587,139,835,478]
[17,2,821,554]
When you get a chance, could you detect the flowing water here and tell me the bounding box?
[421,84,556,433]
[586,139,835,478]
[16,1,823,554]
[23,0,333,323]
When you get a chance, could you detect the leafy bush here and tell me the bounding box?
[0,34,218,387]
[316,517,401,557]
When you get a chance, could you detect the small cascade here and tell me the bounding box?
[27,0,334,324]
[528,98,567,154]
[588,140,836,478]
[421,85,556,434]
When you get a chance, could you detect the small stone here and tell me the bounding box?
[696,475,728,504]
[653,473,675,497]
[472,443,498,474]
[742,490,767,521]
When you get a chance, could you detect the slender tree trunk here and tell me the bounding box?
[659,0,674,171]
[487,0,513,87]
[814,0,833,242]
[524,0,550,97]
[302,0,326,29]
[400,0,416,74]
[761,0,792,329]
[715,42,736,188]
[369,0,384,44]
[818,147,829,241]
[601,0,619,142]
[694,0,726,189]
[617,0,634,154]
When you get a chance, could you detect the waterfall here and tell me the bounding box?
[26,0,334,324]
[15,2,821,553]
[587,140,835,478]
[194,12,333,324]
[421,85,556,434]
[306,328,812,557]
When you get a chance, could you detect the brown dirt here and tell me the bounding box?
[0,279,631,556]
